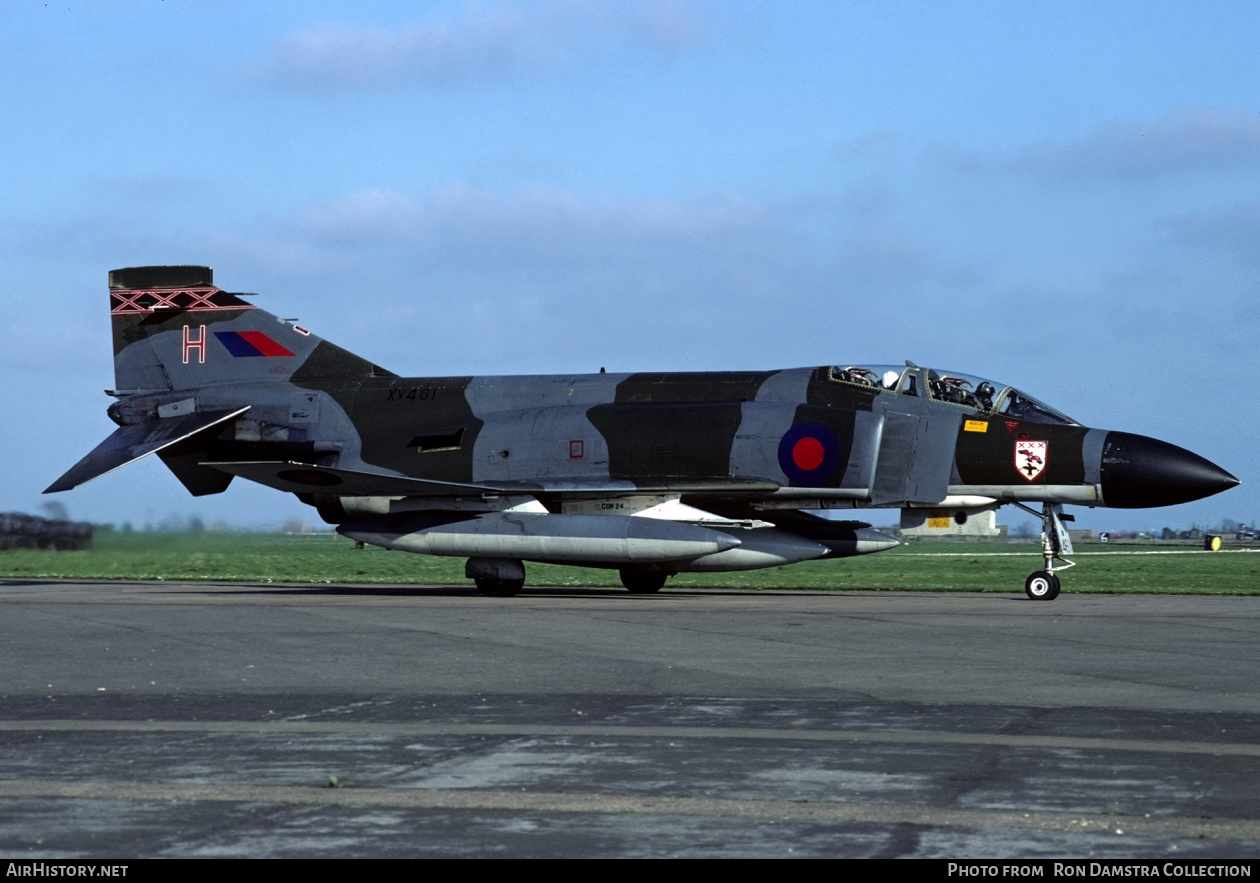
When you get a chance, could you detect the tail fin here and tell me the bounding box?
[108,265,392,393]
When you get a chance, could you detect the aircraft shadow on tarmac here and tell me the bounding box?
[176,583,1031,601]
[183,583,819,600]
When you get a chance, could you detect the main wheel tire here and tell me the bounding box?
[1025,571,1060,601]
[475,577,523,597]
[619,569,667,594]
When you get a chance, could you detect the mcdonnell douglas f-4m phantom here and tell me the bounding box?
[48,266,1239,600]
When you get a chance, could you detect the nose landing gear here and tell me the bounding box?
[1013,502,1075,601]
[1024,570,1060,600]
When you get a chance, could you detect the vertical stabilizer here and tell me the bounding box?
[108,265,389,392]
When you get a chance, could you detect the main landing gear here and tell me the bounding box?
[473,577,523,597]
[466,557,525,597]
[465,558,672,596]
[1013,502,1076,601]
[619,569,668,594]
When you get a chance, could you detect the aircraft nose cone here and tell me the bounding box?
[1100,431,1239,508]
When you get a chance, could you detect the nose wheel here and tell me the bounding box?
[1024,570,1060,601]
[1013,502,1075,601]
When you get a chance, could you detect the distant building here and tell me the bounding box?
[900,507,1005,540]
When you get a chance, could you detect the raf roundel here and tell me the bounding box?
[777,422,841,487]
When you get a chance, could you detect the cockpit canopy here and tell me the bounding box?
[829,363,1078,426]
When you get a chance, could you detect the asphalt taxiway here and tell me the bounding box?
[1,580,1258,858]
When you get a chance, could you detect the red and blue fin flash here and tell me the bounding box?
[214,331,295,357]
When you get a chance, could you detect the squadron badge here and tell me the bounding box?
[1015,440,1047,481]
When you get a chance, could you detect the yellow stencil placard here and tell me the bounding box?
[928,516,951,529]
[964,420,988,432]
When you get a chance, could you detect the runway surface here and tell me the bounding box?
[1,579,1258,858]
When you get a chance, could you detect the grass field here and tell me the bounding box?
[1,530,1257,594]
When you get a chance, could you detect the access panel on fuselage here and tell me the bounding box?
[870,411,961,505]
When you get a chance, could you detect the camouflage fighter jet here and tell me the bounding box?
[47,266,1240,600]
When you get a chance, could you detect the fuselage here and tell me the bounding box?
[252,362,1231,512]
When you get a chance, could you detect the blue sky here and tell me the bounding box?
[2,0,1256,533]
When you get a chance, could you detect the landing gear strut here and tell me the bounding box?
[1013,502,1075,601]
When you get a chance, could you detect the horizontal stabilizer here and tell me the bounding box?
[202,461,502,497]
[44,408,250,493]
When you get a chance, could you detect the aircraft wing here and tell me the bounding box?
[44,407,251,494]
[203,463,780,499]
[201,461,504,497]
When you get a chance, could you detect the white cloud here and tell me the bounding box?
[835,132,901,162]
[1161,201,1260,260]
[263,0,709,89]
[945,109,1260,181]
[288,184,774,261]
